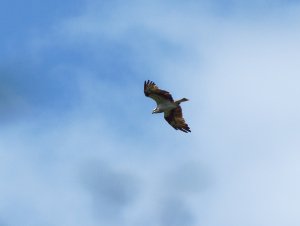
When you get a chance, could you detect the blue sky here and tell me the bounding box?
[1,0,300,225]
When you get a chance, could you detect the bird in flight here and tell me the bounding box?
[144,80,191,133]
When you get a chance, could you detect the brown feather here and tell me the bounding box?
[164,106,191,133]
[144,80,174,103]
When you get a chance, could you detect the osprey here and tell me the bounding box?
[144,80,191,133]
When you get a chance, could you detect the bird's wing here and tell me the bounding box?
[144,80,174,105]
[164,106,191,133]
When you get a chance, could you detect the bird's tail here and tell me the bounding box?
[175,98,189,105]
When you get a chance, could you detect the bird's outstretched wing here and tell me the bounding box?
[164,106,191,133]
[144,80,174,104]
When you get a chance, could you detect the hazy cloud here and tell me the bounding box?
[81,162,139,222]
[1,0,300,226]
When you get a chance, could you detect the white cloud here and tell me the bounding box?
[1,1,300,226]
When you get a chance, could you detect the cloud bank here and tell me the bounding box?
[1,1,300,226]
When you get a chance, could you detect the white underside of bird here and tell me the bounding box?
[153,102,177,114]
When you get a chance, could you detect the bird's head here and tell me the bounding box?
[152,108,159,114]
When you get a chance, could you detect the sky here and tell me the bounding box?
[1,0,300,225]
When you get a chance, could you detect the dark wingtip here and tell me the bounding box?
[145,80,156,87]
[178,126,191,133]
